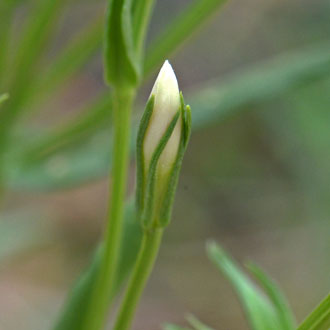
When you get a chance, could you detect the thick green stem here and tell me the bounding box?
[84,88,135,330]
[113,228,163,330]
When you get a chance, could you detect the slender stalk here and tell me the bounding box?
[84,88,135,330]
[113,228,163,330]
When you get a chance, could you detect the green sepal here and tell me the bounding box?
[135,96,155,218]
[142,110,180,229]
[158,94,191,227]
[135,92,191,230]
[182,93,192,149]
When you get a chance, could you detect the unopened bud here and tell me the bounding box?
[143,60,181,175]
[136,60,191,229]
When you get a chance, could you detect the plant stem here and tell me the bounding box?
[84,88,135,330]
[113,228,163,330]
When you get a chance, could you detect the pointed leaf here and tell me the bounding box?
[104,0,140,87]
[207,241,281,330]
[297,294,330,330]
[186,314,214,330]
[247,263,296,330]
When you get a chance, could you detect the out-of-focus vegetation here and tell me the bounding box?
[0,0,329,329]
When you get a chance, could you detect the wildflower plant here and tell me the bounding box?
[0,0,329,330]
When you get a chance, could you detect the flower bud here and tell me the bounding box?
[136,60,191,229]
[143,60,181,175]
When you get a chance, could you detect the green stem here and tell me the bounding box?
[113,228,163,330]
[83,88,135,330]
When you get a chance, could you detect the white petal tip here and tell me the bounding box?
[151,60,179,98]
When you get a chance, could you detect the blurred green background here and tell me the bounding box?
[0,0,329,329]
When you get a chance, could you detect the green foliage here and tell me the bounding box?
[24,94,113,164]
[191,43,330,129]
[139,110,180,228]
[104,0,140,88]
[1,1,329,329]
[297,294,330,330]
[6,43,330,191]
[53,202,142,330]
[135,95,191,229]
[247,263,296,330]
[132,0,156,56]
[207,241,286,330]
[2,0,67,124]
[186,314,214,330]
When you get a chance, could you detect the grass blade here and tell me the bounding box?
[23,94,112,163]
[206,241,280,330]
[132,0,156,54]
[297,294,330,330]
[190,43,330,129]
[4,0,67,122]
[186,314,214,330]
[247,263,296,330]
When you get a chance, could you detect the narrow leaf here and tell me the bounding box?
[297,294,330,330]
[104,0,140,87]
[132,0,156,55]
[247,263,296,330]
[23,94,112,163]
[3,0,67,123]
[186,314,214,330]
[190,43,330,129]
[206,241,280,330]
